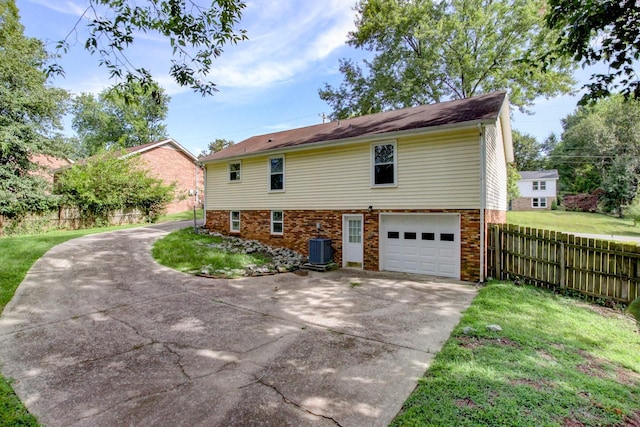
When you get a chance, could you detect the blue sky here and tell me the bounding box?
[16,0,587,157]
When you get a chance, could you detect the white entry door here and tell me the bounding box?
[343,214,364,268]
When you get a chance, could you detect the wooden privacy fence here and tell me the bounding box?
[487,224,640,304]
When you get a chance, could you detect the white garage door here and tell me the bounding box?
[381,214,460,279]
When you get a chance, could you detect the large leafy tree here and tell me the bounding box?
[0,0,69,218]
[198,138,234,157]
[319,0,575,119]
[548,96,640,215]
[512,131,545,171]
[71,81,170,157]
[544,0,640,104]
[55,151,175,225]
[55,0,247,95]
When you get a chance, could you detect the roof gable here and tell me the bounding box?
[125,138,198,162]
[202,91,508,162]
[519,170,559,180]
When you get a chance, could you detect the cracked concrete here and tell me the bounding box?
[0,221,477,426]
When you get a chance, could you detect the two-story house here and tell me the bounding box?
[200,92,514,282]
[512,170,559,210]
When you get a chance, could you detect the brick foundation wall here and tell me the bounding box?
[512,197,556,211]
[140,147,204,214]
[206,208,485,282]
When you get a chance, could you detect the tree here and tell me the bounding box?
[71,80,169,157]
[544,0,640,104]
[548,96,640,215]
[55,0,248,96]
[55,151,175,225]
[507,163,521,205]
[319,0,575,119]
[512,131,545,171]
[198,138,234,157]
[0,0,69,218]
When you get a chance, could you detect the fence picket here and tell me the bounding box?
[487,223,639,304]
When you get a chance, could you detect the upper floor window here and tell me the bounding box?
[269,156,285,191]
[372,142,397,186]
[533,180,546,191]
[229,161,241,182]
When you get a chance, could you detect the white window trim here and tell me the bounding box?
[532,197,547,208]
[371,141,398,188]
[228,161,242,182]
[268,155,285,192]
[230,211,241,232]
[271,210,284,235]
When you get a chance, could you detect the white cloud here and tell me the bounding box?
[25,0,87,16]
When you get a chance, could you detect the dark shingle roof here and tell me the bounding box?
[519,170,559,180]
[201,91,508,162]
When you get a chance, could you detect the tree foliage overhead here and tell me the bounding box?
[545,0,640,104]
[319,0,575,119]
[55,0,247,96]
[0,0,69,218]
[198,138,234,157]
[55,151,175,224]
[71,80,170,157]
[547,96,640,215]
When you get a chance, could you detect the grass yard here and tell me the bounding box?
[507,210,640,237]
[392,282,640,426]
[152,227,269,275]
[157,208,204,223]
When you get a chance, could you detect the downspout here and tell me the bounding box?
[202,164,207,228]
[478,123,486,283]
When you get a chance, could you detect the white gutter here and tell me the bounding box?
[478,123,486,283]
[202,165,207,227]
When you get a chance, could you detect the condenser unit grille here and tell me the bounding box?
[308,238,332,265]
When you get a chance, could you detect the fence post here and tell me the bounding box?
[493,224,501,280]
[559,239,566,289]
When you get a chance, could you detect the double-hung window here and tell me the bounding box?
[532,198,547,208]
[269,156,285,191]
[532,181,546,191]
[271,211,283,235]
[230,211,240,232]
[229,161,241,182]
[372,142,397,186]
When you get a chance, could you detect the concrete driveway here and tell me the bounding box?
[0,223,477,426]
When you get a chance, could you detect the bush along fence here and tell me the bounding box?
[0,206,145,236]
[487,224,640,304]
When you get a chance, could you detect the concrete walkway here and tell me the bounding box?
[0,223,477,426]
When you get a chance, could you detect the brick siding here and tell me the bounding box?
[139,147,204,214]
[512,197,556,211]
[206,208,496,282]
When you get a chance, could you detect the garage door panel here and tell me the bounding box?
[381,214,460,279]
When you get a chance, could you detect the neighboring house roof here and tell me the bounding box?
[31,153,74,169]
[124,138,199,163]
[201,91,512,162]
[519,170,559,180]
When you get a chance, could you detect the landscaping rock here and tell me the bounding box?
[462,326,477,335]
[486,324,503,332]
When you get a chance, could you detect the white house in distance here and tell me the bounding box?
[512,170,559,210]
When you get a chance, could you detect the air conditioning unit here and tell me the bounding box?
[308,238,332,265]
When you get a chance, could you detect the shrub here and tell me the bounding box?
[563,189,603,212]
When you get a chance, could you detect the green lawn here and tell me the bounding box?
[507,210,640,237]
[152,227,269,275]
[392,282,640,426]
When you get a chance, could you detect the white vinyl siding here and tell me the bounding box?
[205,129,481,210]
[484,123,508,211]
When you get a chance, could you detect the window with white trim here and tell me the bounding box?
[532,197,547,208]
[269,156,285,191]
[372,142,397,186]
[271,211,283,234]
[532,181,546,191]
[230,211,240,232]
[229,161,241,182]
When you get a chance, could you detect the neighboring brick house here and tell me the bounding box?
[200,92,513,282]
[512,170,559,211]
[30,154,73,186]
[124,139,204,214]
